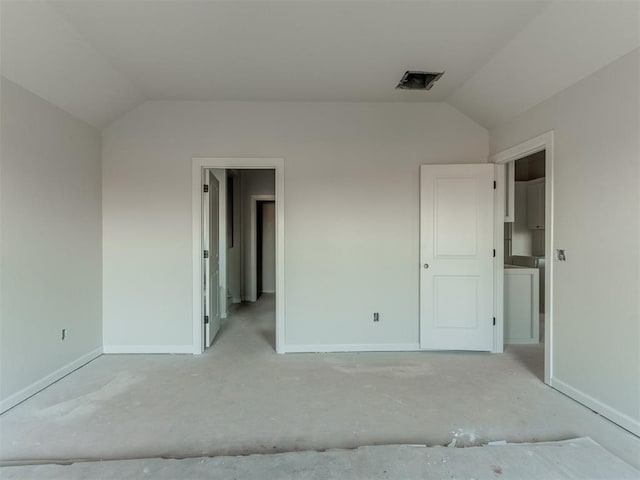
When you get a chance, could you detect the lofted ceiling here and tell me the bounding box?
[1,1,638,129]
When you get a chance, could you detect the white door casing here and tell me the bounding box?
[192,157,285,354]
[420,164,495,351]
[490,130,554,383]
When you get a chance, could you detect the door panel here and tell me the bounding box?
[435,276,479,329]
[420,164,495,351]
[203,170,221,348]
[207,171,220,346]
[435,177,479,256]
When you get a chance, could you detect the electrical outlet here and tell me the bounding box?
[373,312,379,322]
[61,329,66,341]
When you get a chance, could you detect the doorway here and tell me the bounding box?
[191,158,285,354]
[491,131,554,384]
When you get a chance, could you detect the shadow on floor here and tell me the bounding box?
[506,343,544,381]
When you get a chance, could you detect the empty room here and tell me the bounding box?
[1,1,639,478]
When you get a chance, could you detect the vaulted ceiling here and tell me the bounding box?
[2,1,638,129]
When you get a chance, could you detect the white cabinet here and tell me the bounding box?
[527,179,545,229]
[504,266,539,344]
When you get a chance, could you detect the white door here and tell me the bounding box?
[420,164,495,351]
[203,170,221,347]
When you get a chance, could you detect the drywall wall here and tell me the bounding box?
[227,171,242,303]
[102,101,487,350]
[491,49,640,434]
[0,78,102,410]
[240,170,275,301]
[261,202,276,293]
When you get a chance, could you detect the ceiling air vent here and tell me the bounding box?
[396,71,444,90]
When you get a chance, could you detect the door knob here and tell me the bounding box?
[423,263,429,269]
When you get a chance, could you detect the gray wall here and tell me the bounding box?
[0,78,102,408]
[101,101,487,350]
[261,201,276,293]
[227,171,242,303]
[240,170,275,300]
[491,49,640,434]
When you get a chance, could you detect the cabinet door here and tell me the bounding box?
[527,181,545,229]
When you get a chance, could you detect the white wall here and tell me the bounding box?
[491,49,640,435]
[0,78,102,410]
[261,202,276,293]
[102,101,487,350]
[240,169,275,300]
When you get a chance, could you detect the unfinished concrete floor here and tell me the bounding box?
[1,294,639,469]
[5,439,640,479]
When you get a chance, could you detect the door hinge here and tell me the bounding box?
[493,317,496,326]
[493,249,496,257]
[203,184,209,193]
[204,250,209,258]
[204,315,209,324]
[493,180,497,189]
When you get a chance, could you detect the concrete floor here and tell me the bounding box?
[1,294,639,469]
[4,439,640,479]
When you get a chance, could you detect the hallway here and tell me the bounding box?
[1,295,638,468]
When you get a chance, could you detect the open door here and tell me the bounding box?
[420,164,495,351]
[203,170,221,347]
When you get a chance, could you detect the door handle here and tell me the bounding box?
[423,263,429,269]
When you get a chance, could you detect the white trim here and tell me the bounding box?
[193,158,285,354]
[261,290,276,294]
[0,347,102,413]
[551,377,640,436]
[490,131,554,384]
[250,194,276,301]
[103,345,193,354]
[284,343,421,353]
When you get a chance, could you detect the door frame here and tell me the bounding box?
[249,195,276,301]
[192,158,285,354]
[490,131,554,384]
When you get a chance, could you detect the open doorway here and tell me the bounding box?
[503,151,546,378]
[492,131,554,384]
[192,159,284,354]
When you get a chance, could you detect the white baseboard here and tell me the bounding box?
[102,345,193,354]
[261,290,276,294]
[283,343,421,353]
[551,376,640,436]
[0,347,103,414]
[232,297,242,304]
